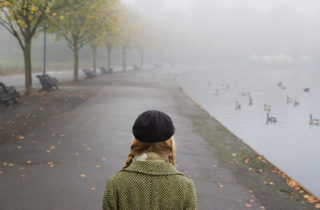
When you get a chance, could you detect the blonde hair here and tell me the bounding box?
[124,136,176,168]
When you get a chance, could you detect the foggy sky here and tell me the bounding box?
[123,0,320,18]
[121,0,320,65]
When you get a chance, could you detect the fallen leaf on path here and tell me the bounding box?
[86,147,92,151]
[244,158,250,164]
[0,126,4,130]
[304,194,318,203]
[74,152,79,156]
[46,150,51,153]
[218,183,224,188]
[27,160,32,164]
[3,162,7,166]
[52,133,56,137]
[57,141,62,144]
[49,146,56,150]
[90,187,96,191]
[80,174,87,178]
[0,170,3,175]
[19,167,24,171]
[212,164,217,168]
[232,153,236,157]
[40,107,45,111]
[96,165,101,168]
[101,157,107,161]
[17,146,22,149]
[8,163,14,167]
[287,180,298,188]
[257,169,263,173]
[260,206,266,209]
[60,134,64,137]
[21,174,26,178]
[47,162,54,167]
[245,203,252,208]
[264,181,275,186]
[18,135,24,140]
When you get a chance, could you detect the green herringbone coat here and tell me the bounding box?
[103,161,197,210]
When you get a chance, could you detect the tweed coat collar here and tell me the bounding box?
[122,160,183,176]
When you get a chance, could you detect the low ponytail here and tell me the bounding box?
[123,136,176,168]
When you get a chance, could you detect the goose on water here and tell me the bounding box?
[266,113,277,124]
[309,114,319,126]
[303,88,310,92]
[248,96,253,106]
[235,101,241,110]
[213,89,219,96]
[264,104,271,112]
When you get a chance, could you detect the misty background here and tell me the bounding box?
[1,0,320,73]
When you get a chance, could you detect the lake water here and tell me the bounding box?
[177,66,320,198]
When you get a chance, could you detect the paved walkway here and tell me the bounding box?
[0,68,316,209]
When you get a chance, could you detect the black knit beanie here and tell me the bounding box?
[132,110,175,142]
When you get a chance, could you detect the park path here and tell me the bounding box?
[0,67,297,210]
[0,66,138,91]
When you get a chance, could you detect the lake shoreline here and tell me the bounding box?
[171,74,320,209]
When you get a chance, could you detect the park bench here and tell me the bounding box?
[0,82,20,106]
[100,66,113,74]
[36,74,58,91]
[82,69,96,78]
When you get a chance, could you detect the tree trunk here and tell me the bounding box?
[74,47,79,81]
[23,40,32,94]
[106,44,112,68]
[92,45,97,72]
[122,45,127,71]
[140,49,144,69]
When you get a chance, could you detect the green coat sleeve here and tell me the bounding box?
[102,178,117,210]
[185,180,197,210]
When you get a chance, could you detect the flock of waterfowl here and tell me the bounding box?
[208,80,319,126]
